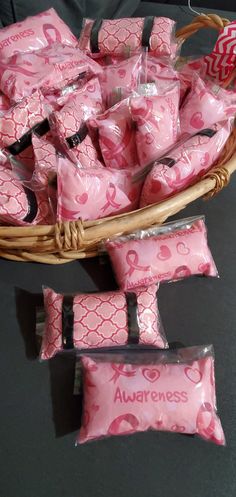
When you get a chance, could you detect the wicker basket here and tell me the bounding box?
[0,13,236,264]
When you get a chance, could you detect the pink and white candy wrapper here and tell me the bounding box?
[105,216,218,290]
[57,157,143,221]
[0,8,77,59]
[89,99,138,169]
[40,284,166,360]
[0,43,102,103]
[51,78,103,167]
[0,164,53,226]
[130,83,180,166]
[140,120,232,207]
[77,345,225,445]
[78,17,178,59]
[180,75,236,136]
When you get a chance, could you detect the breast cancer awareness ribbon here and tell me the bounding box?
[109,364,137,383]
[101,183,121,212]
[125,249,150,277]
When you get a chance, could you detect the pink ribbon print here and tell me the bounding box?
[125,249,150,277]
[101,183,121,213]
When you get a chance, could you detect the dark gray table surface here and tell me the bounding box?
[0,4,236,497]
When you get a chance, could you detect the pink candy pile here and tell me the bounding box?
[0,9,235,226]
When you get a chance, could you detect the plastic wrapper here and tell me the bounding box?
[0,163,53,226]
[57,157,143,221]
[99,54,142,108]
[105,216,218,289]
[0,43,102,103]
[140,120,232,206]
[180,75,236,136]
[50,78,104,167]
[143,55,179,89]
[89,99,138,169]
[76,345,225,445]
[40,284,167,360]
[31,133,57,188]
[177,57,208,106]
[78,17,178,59]
[130,82,180,167]
[0,8,77,59]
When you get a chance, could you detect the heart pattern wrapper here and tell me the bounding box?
[0,164,53,226]
[78,17,178,59]
[0,8,77,59]
[105,217,218,290]
[77,346,225,445]
[57,157,143,221]
[140,120,232,207]
[130,83,180,166]
[180,75,236,136]
[89,99,138,169]
[0,43,102,103]
[51,77,104,167]
[40,284,167,360]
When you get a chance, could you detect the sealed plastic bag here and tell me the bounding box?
[57,157,143,221]
[180,75,236,136]
[0,163,53,226]
[89,99,138,169]
[77,345,225,445]
[78,17,178,59]
[143,56,179,89]
[0,8,77,60]
[0,43,102,103]
[31,133,57,188]
[140,120,232,206]
[99,54,142,108]
[105,216,218,290]
[51,78,103,167]
[40,284,167,360]
[130,82,180,166]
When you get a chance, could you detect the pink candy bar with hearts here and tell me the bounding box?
[130,83,179,166]
[79,17,178,59]
[51,78,103,167]
[31,134,57,187]
[140,120,232,207]
[89,99,138,169]
[99,54,142,108]
[105,216,218,290]
[180,75,236,136]
[0,164,53,226]
[0,43,102,103]
[40,284,166,360]
[77,345,225,445]
[0,8,77,59]
[57,157,143,221]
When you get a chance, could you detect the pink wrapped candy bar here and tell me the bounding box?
[57,157,143,221]
[40,284,166,360]
[105,216,218,290]
[99,54,142,108]
[140,120,232,206]
[180,75,236,136]
[130,83,180,166]
[89,99,138,169]
[78,17,178,59]
[77,345,225,445]
[0,43,102,103]
[0,164,53,226]
[0,8,77,59]
[51,78,103,167]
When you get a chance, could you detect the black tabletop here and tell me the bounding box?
[0,4,236,497]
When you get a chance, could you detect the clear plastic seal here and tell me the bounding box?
[0,43,102,103]
[76,344,225,446]
[140,118,233,207]
[105,215,218,290]
[39,284,167,361]
[78,17,178,60]
[0,8,78,59]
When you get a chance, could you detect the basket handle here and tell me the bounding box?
[176,13,236,88]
